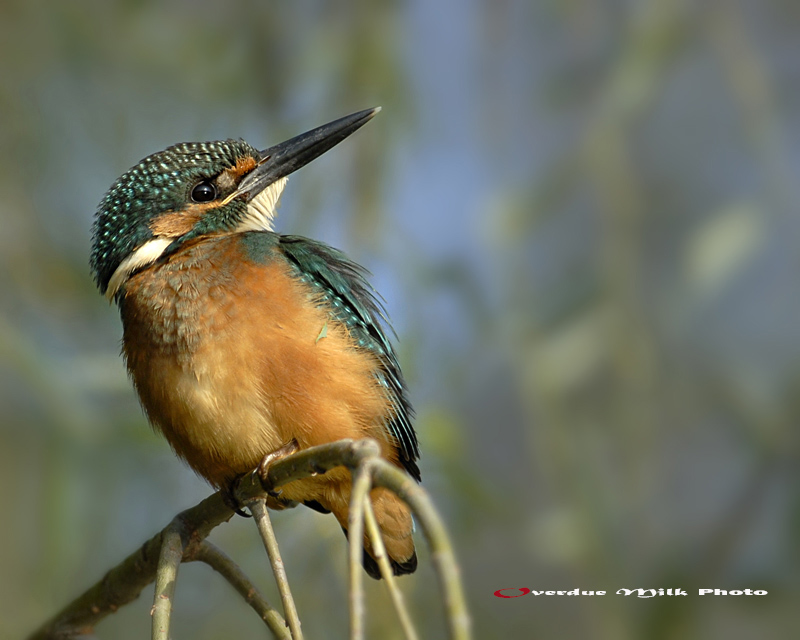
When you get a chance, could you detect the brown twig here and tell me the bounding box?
[370,458,472,640]
[27,439,471,640]
[363,492,419,640]
[347,464,371,640]
[27,490,235,640]
[151,523,184,640]
[249,499,304,640]
[191,541,290,639]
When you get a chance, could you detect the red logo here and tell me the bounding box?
[494,588,530,598]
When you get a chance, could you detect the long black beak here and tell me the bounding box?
[238,107,380,202]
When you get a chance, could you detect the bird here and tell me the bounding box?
[90,108,420,579]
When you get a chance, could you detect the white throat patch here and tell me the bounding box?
[235,176,288,233]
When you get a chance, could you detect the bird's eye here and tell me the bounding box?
[191,181,216,203]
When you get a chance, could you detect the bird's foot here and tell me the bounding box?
[256,439,300,496]
[221,477,252,518]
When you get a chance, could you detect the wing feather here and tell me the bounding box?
[278,235,420,480]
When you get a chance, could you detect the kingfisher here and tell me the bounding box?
[90,108,419,578]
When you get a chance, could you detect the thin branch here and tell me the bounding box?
[27,441,368,639]
[151,524,184,640]
[190,541,290,640]
[28,439,471,640]
[249,499,304,640]
[27,489,231,640]
[363,491,419,640]
[370,458,472,640]
[348,464,371,640]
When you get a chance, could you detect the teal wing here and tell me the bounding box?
[278,235,420,480]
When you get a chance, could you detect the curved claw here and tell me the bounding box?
[221,476,252,518]
[257,439,300,492]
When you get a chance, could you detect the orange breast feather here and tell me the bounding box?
[121,234,398,489]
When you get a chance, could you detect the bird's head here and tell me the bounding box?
[90,107,379,301]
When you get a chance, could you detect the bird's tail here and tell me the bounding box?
[330,486,417,579]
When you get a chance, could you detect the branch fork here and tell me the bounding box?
[28,438,471,640]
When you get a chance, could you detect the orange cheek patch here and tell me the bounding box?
[149,203,215,237]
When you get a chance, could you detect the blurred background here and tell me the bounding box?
[2,0,799,638]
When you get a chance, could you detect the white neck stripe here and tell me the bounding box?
[105,237,173,301]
